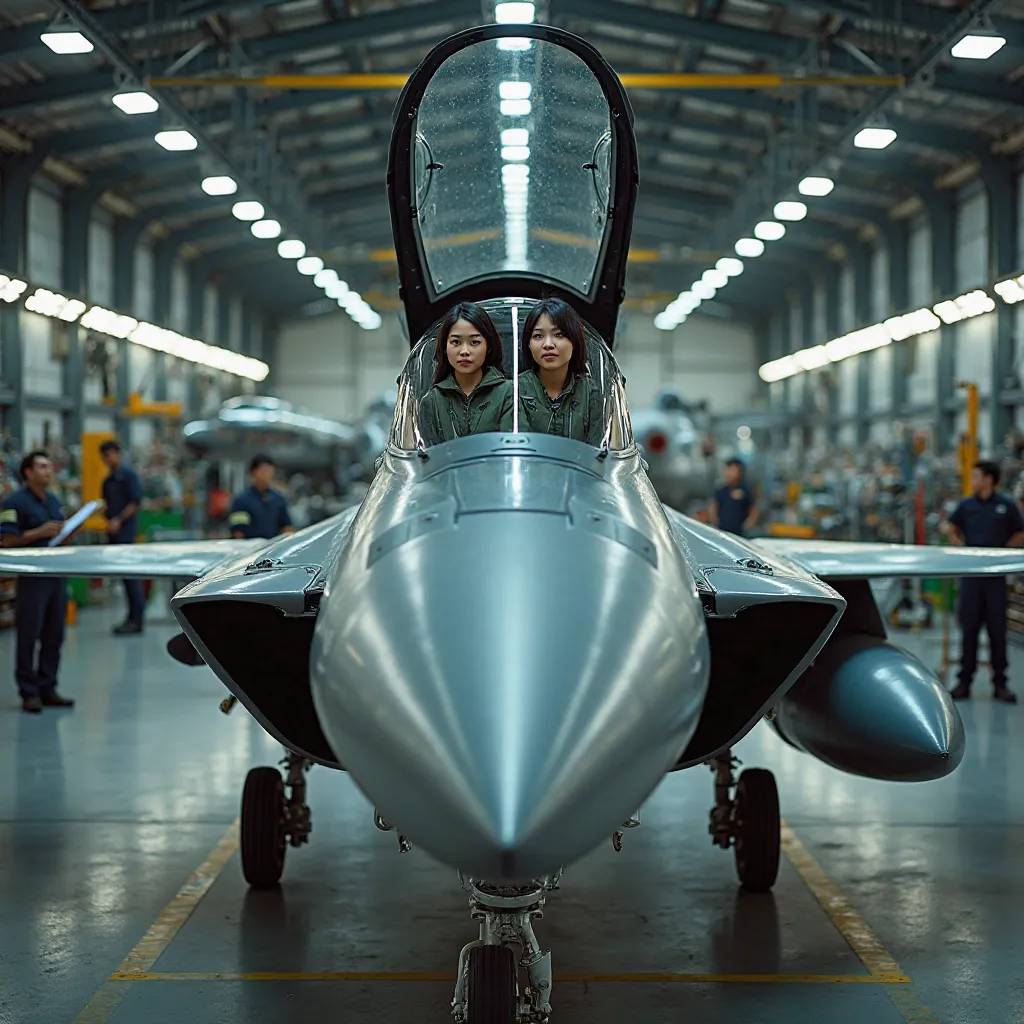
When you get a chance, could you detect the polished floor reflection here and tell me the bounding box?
[1,603,1020,1023]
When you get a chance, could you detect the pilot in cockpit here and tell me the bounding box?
[417,302,514,445]
[510,298,605,445]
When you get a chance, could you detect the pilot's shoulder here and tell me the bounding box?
[1,490,24,510]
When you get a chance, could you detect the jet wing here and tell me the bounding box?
[0,538,267,579]
[751,537,1024,579]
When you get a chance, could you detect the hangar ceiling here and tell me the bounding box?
[1,0,1022,326]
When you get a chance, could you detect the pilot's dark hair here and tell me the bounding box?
[975,459,1001,486]
[99,440,121,456]
[250,453,275,473]
[725,458,744,471]
[432,302,504,386]
[20,450,50,481]
[522,298,588,378]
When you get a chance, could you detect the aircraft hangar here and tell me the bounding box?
[1,2,1024,1023]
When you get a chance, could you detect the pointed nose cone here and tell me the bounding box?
[312,510,708,877]
[775,639,965,781]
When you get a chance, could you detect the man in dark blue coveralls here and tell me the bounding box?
[710,458,758,537]
[1,451,77,714]
[228,454,295,540]
[100,440,145,635]
[946,460,1024,703]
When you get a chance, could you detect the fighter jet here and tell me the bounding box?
[3,24,1023,1023]
[630,388,713,510]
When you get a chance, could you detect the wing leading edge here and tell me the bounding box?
[752,537,1024,579]
[0,538,268,580]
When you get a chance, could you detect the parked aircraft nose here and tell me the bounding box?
[311,509,708,878]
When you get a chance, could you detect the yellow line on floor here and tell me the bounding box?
[781,821,943,1024]
[71,820,239,1024]
[108,970,910,984]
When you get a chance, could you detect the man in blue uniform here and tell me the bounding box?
[100,440,145,635]
[946,460,1024,702]
[710,459,758,537]
[228,454,295,540]
[1,451,76,713]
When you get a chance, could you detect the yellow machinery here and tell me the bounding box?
[80,430,115,531]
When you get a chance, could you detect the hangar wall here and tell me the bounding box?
[765,166,1024,457]
[273,308,756,422]
[2,176,273,451]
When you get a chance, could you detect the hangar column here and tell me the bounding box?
[152,238,173,403]
[187,260,205,419]
[113,218,146,448]
[823,261,841,445]
[852,244,872,446]
[979,156,1019,449]
[0,150,48,447]
[926,188,957,454]
[881,220,909,423]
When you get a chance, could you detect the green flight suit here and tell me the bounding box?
[418,366,513,445]
[506,369,606,445]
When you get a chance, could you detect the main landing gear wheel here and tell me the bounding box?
[467,946,517,1024]
[733,768,781,893]
[240,766,287,887]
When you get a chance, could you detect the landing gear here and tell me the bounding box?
[708,750,780,892]
[240,750,313,887]
[452,877,558,1023]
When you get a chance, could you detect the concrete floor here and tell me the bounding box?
[2,597,1023,1024]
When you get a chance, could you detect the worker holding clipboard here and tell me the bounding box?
[0,450,98,714]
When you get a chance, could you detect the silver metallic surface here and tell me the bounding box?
[772,637,965,781]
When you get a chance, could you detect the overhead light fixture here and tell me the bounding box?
[277,239,305,259]
[112,91,158,115]
[40,26,93,54]
[995,275,1024,304]
[654,312,678,331]
[495,2,536,23]
[25,288,87,322]
[716,257,744,277]
[951,33,1006,59]
[251,219,281,239]
[692,280,716,300]
[501,163,529,182]
[296,256,324,276]
[502,146,530,161]
[155,129,198,151]
[0,275,29,303]
[735,237,765,258]
[500,99,532,116]
[499,81,531,100]
[774,200,807,222]
[933,289,995,324]
[702,268,729,289]
[853,126,897,149]
[798,175,835,197]
[231,200,264,221]
[754,220,786,241]
[201,175,237,196]
[501,128,529,146]
[314,268,338,289]
[326,279,350,299]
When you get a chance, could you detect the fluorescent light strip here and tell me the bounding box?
[758,290,1001,382]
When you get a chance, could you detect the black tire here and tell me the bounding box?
[733,768,781,892]
[241,767,287,887]
[467,945,517,1024]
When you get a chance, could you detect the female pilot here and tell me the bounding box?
[511,297,605,445]
[418,302,513,445]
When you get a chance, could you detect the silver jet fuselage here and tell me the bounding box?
[311,432,710,879]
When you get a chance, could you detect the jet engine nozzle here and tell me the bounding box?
[310,507,708,878]
[770,634,965,781]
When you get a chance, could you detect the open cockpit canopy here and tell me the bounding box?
[389,297,633,452]
[388,24,638,346]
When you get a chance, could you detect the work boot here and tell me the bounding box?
[40,691,75,708]
[993,687,1018,704]
[950,685,971,700]
[21,695,42,714]
[112,621,143,635]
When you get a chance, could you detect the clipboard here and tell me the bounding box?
[49,500,104,547]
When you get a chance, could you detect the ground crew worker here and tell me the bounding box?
[1,451,76,714]
[945,459,1024,702]
[100,440,145,635]
[710,459,758,537]
[229,455,295,539]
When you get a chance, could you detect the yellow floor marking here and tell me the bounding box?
[781,821,943,1024]
[72,820,239,1023]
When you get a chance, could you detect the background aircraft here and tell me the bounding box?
[0,23,1020,1024]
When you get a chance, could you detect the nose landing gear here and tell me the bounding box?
[240,750,313,887]
[452,877,558,1023]
[708,749,781,892]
